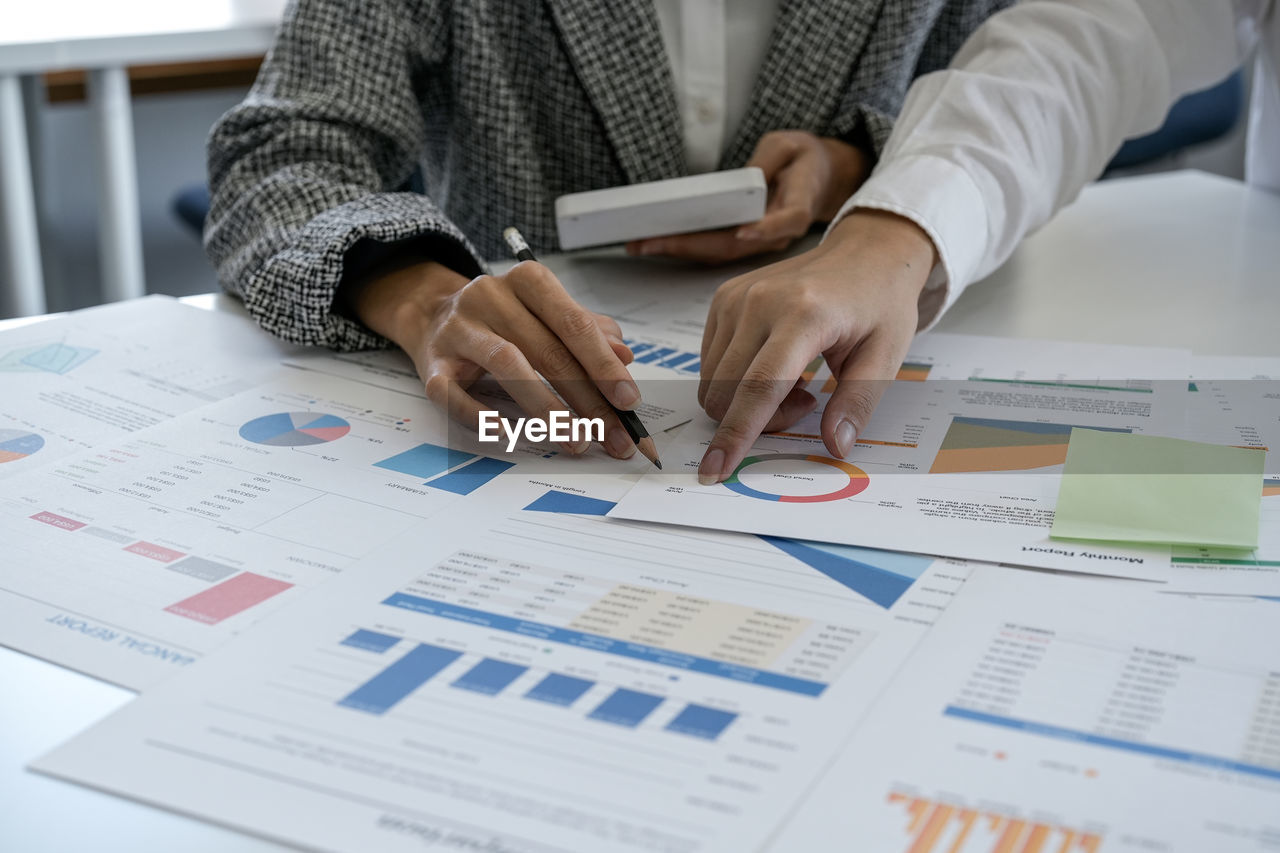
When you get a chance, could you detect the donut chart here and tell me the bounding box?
[239,412,351,447]
[0,429,45,463]
[722,453,869,503]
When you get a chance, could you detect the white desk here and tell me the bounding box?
[0,0,286,317]
[1,171,1278,851]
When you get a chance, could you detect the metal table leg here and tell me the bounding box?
[0,73,47,317]
[87,65,145,303]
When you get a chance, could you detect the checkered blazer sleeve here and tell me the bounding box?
[203,0,482,351]
[827,0,1017,158]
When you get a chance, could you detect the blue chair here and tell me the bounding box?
[1107,70,1245,171]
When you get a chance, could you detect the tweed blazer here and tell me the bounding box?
[206,0,1012,350]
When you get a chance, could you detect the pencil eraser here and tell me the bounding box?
[555,167,767,251]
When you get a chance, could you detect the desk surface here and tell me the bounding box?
[0,0,287,74]
[2,170,1278,852]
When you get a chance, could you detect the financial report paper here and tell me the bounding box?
[768,568,1280,852]
[611,335,1193,578]
[0,296,301,479]
[32,477,976,853]
[0,368,678,689]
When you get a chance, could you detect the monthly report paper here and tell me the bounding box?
[611,335,1192,579]
[0,296,301,479]
[768,567,1280,852]
[0,369,676,689]
[32,478,975,853]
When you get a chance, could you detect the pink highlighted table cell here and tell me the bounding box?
[30,511,86,531]
[164,572,293,625]
[123,541,185,563]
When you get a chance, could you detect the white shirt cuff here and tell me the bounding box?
[824,153,991,331]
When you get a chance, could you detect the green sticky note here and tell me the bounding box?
[1050,429,1264,550]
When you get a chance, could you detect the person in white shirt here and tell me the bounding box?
[694,0,1278,485]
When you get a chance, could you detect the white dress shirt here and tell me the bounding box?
[653,0,780,173]
[832,0,1278,330]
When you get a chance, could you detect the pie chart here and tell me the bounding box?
[238,412,351,447]
[723,453,869,503]
[0,429,44,463]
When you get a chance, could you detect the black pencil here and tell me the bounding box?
[502,227,662,469]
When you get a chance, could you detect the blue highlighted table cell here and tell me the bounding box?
[588,688,664,728]
[665,704,738,740]
[428,456,516,495]
[338,643,462,715]
[451,659,528,695]
[681,360,700,373]
[340,629,401,654]
[635,347,676,364]
[374,443,475,479]
[524,673,595,707]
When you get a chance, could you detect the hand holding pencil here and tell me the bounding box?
[337,228,653,463]
[504,228,661,469]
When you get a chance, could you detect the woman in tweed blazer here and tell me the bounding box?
[207,0,1009,457]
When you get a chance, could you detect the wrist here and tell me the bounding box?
[339,260,469,348]
[822,209,937,297]
[816,137,872,222]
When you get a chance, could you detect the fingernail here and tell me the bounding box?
[698,447,726,485]
[638,242,661,256]
[736,228,761,241]
[607,426,637,458]
[614,380,641,409]
[835,419,856,457]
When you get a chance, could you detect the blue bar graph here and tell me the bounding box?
[450,658,528,695]
[374,443,475,479]
[665,704,738,740]
[635,347,676,364]
[340,629,401,654]
[588,688,664,728]
[622,339,700,373]
[524,673,595,707]
[658,352,698,369]
[338,643,462,715]
[429,456,516,495]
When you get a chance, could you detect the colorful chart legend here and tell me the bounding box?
[930,417,1130,474]
[238,412,351,447]
[724,453,870,503]
[0,429,45,463]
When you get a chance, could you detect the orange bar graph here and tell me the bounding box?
[1019,824,1050,853]
[994,820,1028,853]
[947,809,979,853]
[891,794,1104,853]
[909,804,955,853]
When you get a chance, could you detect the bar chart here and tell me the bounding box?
[334,628,741,740]
[622,338,701,374]
[30,508,296,626]
[374,442,516,496]
[887,792,1102,853]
